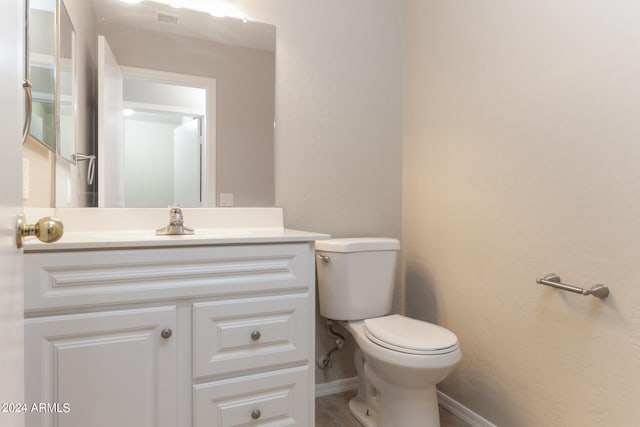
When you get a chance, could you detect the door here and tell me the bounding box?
[173,118,202,207]
[0,1,25,425]
[97,35,124,207]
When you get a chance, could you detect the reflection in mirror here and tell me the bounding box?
[125,112,202,208]
[122,73,208,208]
[58,0,76,162]
[29,0,56,151]
[92,0,276,207]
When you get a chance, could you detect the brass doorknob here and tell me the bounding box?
[16,213,64,248]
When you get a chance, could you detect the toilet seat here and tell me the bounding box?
[364,315,459,355]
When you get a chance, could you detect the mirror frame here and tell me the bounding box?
[27,0,57,152]
[26,0,77,164]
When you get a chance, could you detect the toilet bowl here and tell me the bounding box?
[343,317,461,427]
[315,238,461,427]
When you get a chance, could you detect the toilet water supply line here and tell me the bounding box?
[318,319,345,369]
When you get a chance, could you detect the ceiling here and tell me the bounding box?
[90,0,275,52]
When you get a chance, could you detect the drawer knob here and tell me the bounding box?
[161,328,173,339]
[251,330,261,341]
[251,409,261,419]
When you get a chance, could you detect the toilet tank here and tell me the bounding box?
[315,238,400,321]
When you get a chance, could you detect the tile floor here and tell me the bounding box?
[315,390,470,427]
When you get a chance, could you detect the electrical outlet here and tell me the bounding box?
[219,193,234,207]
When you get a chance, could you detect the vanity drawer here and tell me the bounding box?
[193,366,310,427]
[24,243,311,313]
[193,293,310,379]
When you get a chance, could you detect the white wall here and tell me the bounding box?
[404,1,640,425]
[237,0,404,383]
[23,137,54,208]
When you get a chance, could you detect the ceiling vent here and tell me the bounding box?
[155,11,179,25]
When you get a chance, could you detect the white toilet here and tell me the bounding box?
[315,238,461,427]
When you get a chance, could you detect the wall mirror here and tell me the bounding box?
[28,0,56,151]
[89,0,276,207]
[28,0,77,162]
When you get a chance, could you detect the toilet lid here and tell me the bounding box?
[364,315,459,355]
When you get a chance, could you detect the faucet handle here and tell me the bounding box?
[169,205,184,225]
[156,204,194,235]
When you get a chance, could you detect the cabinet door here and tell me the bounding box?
[25,306,177,427]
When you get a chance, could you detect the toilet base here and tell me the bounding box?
[376,382,441,427]
[342,320,459,427]
[348,351,442,427]
[349,397,378,427]
[348,385,441,427]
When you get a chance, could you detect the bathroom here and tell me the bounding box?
[1,0,640,426]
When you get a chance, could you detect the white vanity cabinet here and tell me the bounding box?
[25,306,177,427]
[24,241,317,427]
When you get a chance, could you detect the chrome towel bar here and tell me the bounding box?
[536,273,610,299]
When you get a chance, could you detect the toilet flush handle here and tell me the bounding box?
[318,254,331,263]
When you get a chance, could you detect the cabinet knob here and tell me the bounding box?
[161,328,173,339]
[250,330,261,341]
[251,409,261,419]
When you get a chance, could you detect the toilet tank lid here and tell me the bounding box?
[315,238,400,253]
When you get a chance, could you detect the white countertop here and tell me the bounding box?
[24,228,330,251]
[22,207,329,251]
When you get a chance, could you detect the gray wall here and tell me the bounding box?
[404,1,640,425]
[239,0,404,384]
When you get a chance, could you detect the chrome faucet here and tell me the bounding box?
[156,205,194,235]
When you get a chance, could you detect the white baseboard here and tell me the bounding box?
[315,377,359,398]
[437,390,497,427]
[315,378,496,427]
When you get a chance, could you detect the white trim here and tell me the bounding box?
[122,101,204,117]
[30,52,55,67]
[120,65,215,90]
[437,390,497,427]
[315,377,359,398]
